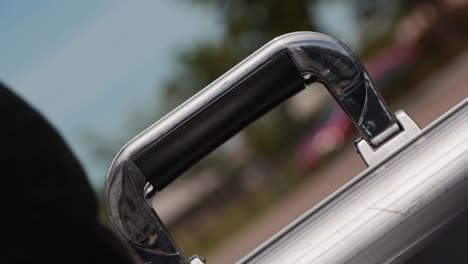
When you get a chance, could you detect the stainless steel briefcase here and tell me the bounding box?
[105,32,468,264]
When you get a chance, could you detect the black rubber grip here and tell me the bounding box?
[133,51,304,190]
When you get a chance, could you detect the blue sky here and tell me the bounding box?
[0,0,221,190]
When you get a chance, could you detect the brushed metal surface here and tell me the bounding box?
[240,99,468,264]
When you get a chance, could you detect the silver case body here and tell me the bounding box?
[240,99,468,264]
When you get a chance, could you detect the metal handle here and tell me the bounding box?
[105,32,399,264]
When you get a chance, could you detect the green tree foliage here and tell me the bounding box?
[163,0,316,109]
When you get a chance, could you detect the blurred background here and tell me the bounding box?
[1,0,468,263]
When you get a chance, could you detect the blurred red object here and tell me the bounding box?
[296,107,353,170]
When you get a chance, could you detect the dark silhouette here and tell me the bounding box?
[0,82,133,264]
